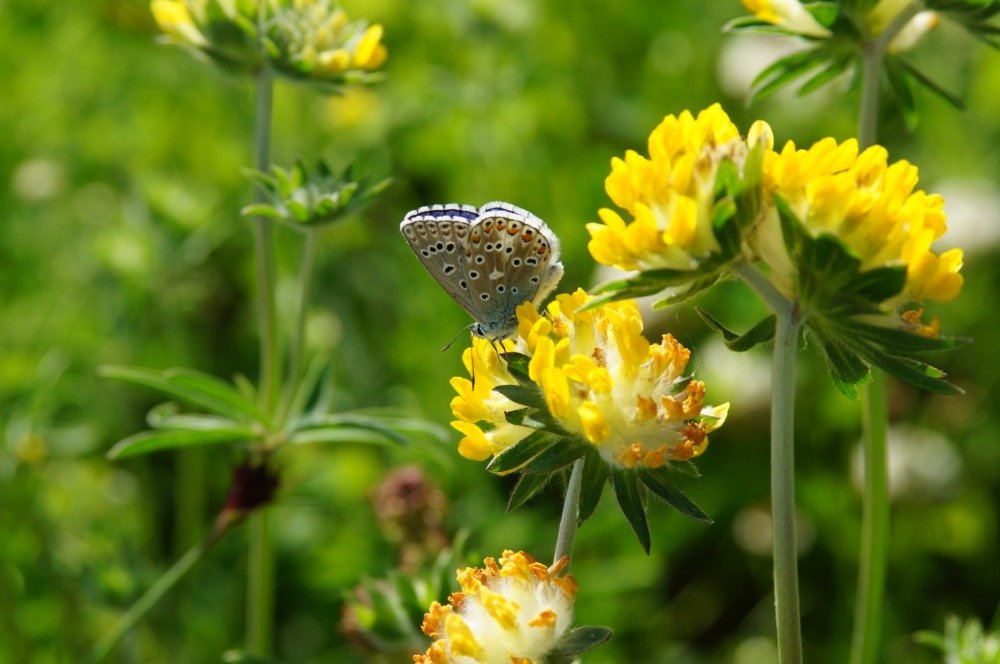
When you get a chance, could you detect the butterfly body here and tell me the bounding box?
[400,202,564,340]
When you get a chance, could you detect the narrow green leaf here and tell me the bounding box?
[493,384,547,410]
[507,473,550,512]
[612,470,650,553]
[805,1,839,25]
[294,414,412,446]
[101,365,268,425]
[108,427,256,460]
[885,56,917,122]
[797,55,853,95]
[856,346,961,395]
[750,49,830,101]
[288,427,400,446]
[487,432,558,475]
[651,275,721,309]
[287,355,329,419]
[698,309,776,352]
[222,650,286,664]
[578,449,609,523]
[839,320,970,354]
[637,466,713,523]
[550,626,614,655]
[520,438,586,474]
[897,59,966,110]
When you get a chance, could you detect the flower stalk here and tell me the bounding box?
[553,458,586,566]
[247,66,278,657]
[279,228,318,424]
[851,6,922,663]
[734,261,803,663]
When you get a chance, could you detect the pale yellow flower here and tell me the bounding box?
[414,550,577,664]
[740,0,832,38]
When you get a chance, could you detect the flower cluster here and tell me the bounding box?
[451,289,729,470]
[587,104,769,274]
[759,136,964,308]
[414,550,577,664]
[150,0,387,85]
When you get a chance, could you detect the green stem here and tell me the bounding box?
[252,69,279,416]
[850,7,919,662]
[734,261,802,663]
[247,67,278,657]
[247,510,275,656]
[553,458,585,566]
[850,372,890,664]
[857,2,924,149]
[279,229,318,424]
[771,306,804,664]
[85,528,228,663]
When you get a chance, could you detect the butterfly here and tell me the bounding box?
[400,201,564,341]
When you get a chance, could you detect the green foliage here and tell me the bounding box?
[916,616,1000,663]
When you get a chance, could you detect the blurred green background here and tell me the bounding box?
[1,0,998,662]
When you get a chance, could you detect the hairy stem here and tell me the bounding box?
[734,261,802,663]
[553,458,586,566]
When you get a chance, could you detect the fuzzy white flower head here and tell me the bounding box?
[415,551,577,664]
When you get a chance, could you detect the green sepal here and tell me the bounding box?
[842,266,907,303]
[548,627,614,658]
[637,466,713,524]
[486,431,559,475]
[697,309,777,352]
[507,473,550,512]
[108,427,257,460]
[612,470,650,554]
[493,384,547,410]
[500,352,532,383]
[578,448,609,523]
[519,438,587,474]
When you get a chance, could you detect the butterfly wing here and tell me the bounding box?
[466,202,564,327]
[400,204,497,322]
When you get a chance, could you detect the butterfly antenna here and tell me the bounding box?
[441,325,473,352]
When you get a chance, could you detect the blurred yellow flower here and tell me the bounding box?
[758,134,964,306]
[414,550,577,664]
[587,104,769,273]
[450,289,728,470]
[740,0,832,38]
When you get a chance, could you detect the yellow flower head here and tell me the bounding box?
[587,104,769,273]
[740,0,832,38]
[450,289,729,470]
[268,1,387,79]
[414,550,577,664]
[758,134,964,305]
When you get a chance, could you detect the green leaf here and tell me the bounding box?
[222,650,286,664]
[637,466,713,524]
[612,470,650,553]
[486,431,559,475]
[288,425,405,447]
[749,46,829,101]
[813,328,870,397]
[856,346,961,395]
[108,427,257,460]
[897,58,966,110]
[519,438,586,474]
[500,352,532,383]
[100,365,269,425]
[843,266,907,302]
[698,309,776,352]
[578,448,608,523]
[147,406,243,433]
[293,413,413,447]
[651,274,721,309]
[550,626,614,656]
[493,384,547,410]
[804,1,840,25]
[507,473,550,512]
[885,56,918,125]
[839,320,970,354]
[797,55,853,95]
